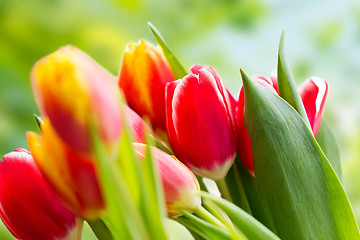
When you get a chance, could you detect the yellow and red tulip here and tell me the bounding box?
[119,40,175,134]
[236,75,328,173]
[27,120,104,219]
[28,46,148,219]
[165,65,237,180]
[0,149,78,240]
[133,143,201,217]
[31,45,122,154]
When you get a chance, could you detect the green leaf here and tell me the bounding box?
[316,120,342,180]
[224,160,252,213]
[241,69,360,239]
[233,159,276,231]
[175,218,213,240]
[166,219,195,240]
[91,121,150,240]
[33,114,43,130]
[86,218,114,240]
[180,210,234,240]
[277,31,310,128]
[140,136,168,240]
[202,192,279,240]
[148,22,188,79]
[115,125,143,207]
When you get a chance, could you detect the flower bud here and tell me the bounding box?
[0,149,77,240]
[237,76,278,173]
[31,45,122,154]
[133,143,201,217]
[27,119,104,219]
[119,40,175,134]
[236,75,328,173]
[166,65,237,180]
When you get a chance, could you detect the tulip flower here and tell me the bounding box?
[31,45,122,154]
[119,39,175,134]
[237,75,328,173]
[298,77,328,136]
[27,119,104,219]
[0,149,77,240]
[166,65,237,180]
[133,143,201,217]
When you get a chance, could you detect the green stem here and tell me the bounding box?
[196,175,207,192]
[194,205,246,240]
[194,205,227,231]
[215,177,233,203]
[86,218,114,240]
[226,161,252,213]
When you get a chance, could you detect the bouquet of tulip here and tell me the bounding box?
[1,23,359,240]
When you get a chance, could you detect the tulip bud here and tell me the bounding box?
[166,65,237,180]
[119,40,175,134]
[27,119,104,219]
[236,75,328,173]
[133,143,201,217]
[0,149,77,240]
[299,77,328,136]
[31,45,122,154]
[237,76,277,173]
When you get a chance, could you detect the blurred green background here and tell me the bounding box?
[1,0,359,238]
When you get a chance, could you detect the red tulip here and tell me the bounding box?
[133,143,201,217]
[0,149,78,240]
[166,65,237,180]
[119,40,175,135]
[237,75,328,173]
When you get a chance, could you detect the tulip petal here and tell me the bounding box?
[299,77,328,136]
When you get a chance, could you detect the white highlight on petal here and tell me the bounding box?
[190,153,236,180]
[3,151,34,165]
[311,77,327,114]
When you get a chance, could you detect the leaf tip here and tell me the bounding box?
[240,68,253,91]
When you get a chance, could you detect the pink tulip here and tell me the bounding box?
[0,149,78,240]
[166,65,237,180]
[133,143,201,217]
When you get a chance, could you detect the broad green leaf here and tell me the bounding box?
[241,69,360,239]
[148,22,188,79]
[316,120,342,179]
[202,192,279,240]
[277,31,310,127]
